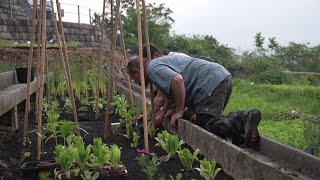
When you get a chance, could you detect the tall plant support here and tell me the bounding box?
[95,0,107,120]
[55,0,80,135]
[23,0,37,146]
[119,16,135,119]
[104,0,120,139]
[135,0,149,152]
[142,0,155,125]
[36,0,47,160]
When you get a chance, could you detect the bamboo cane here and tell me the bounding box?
[95,0,107,120]
[141,0,155,125]
[23,0,37,146]
[136,0,149,152]
[104,0,120,139]
[119,15,135,120]
[36,0,47,160]
[35,0,42,125]
[55,0,80,136]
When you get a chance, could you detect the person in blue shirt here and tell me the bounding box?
[128,43,261,148]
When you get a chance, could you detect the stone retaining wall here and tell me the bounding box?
[0,18,111,48]
[0,0,28,19]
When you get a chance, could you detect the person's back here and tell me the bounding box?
[147,55,231,108]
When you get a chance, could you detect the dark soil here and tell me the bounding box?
[0,99,234,180]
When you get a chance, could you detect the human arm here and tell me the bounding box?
[169,74,185,128]
[155,98,172,127]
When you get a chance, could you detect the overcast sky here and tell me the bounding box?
[59,0,320,50]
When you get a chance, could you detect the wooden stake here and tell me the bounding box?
[36,0,47,160]
[23,0,37,145]
[142,0,155,125]
[55,0,80,136]
[119,16,135,118]
[104,0,121,139]
[95,0,107,120]
[136,0,149,152]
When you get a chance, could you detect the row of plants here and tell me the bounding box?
[111,95,222,180]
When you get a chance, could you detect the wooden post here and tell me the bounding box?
[119,15,135,120]
[135,0,149,152]
[36,0,47,160]
[78,5,80,24]
[95,0,107,120]
[23,0,37,146]
[142,0,155,125]
[89,9,91,25]
[104,0,120,139]
[56,0,80,135]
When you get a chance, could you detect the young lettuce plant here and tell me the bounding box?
[80,170,99,180]
[73,136,92,170]
[131,132,140,148]
[91,137,110,169]
[109,144,122,167]
[147,124,157,138]
[195,158,221,180]
[54,145,74,175]
[155,130,184,161]
[177,148,199,171]
[136,155,160,180]
[125,122,133,139]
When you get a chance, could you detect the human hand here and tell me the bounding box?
[155,113,165,127]
[170,111,184,128]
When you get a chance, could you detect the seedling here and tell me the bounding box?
[109,144,122,167]
[54,145,74,174]
[136,155,160,180]
[195,158,221,180]
[38,171,52,180]
[155,130,184,161]
[126,122,133,139]
[177,148,199,171]
[73,136,92,170]
[80,170,99,180]
[91,138,110,169]
[131,132,140,148]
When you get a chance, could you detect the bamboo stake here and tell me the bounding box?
[119,15,135,119]
[104,0,120,139]
[141,0,155,125]
[23,0,37,146]
[95,0,107,120]
[36,0,47,160]
[136,0,149,152]
[35,0,43,124]
[55,0,80,136]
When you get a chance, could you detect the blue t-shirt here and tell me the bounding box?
[147,55,231,107]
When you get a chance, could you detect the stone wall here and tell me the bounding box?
[0,0,28,19]
[0,18,111,48]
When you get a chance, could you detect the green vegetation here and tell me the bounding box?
[0,39,78,48]
[225,79,319,150]
[0,63,15,73]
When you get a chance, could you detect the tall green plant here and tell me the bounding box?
[73,136,92,170]
[91,138,110,169]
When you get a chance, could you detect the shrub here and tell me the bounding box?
[256,69,292,84]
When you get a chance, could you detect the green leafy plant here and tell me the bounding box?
[58,120,79,146]
[195,158,221,180]
[80,170,99,180]
[155,130,184,161]
[38,171,52,180]
[131,132,140,148]
[91,138,110,169]
[73,136,92,170]
[136,155,160,180]
[177,148,199,171]
[147,124,157,138]
[54,145,74,174]
[169,173,182,180]
[109,144,122,167]
[126,122,133,139]
[63,98,72,113]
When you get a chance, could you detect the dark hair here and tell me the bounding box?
[127,55,148,74]
[143,43,162,59]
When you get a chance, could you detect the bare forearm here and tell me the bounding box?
[171,74,185,113]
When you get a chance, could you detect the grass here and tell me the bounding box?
[225,79,320,150]
[0,63,15,73]
[0,39,78,48]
